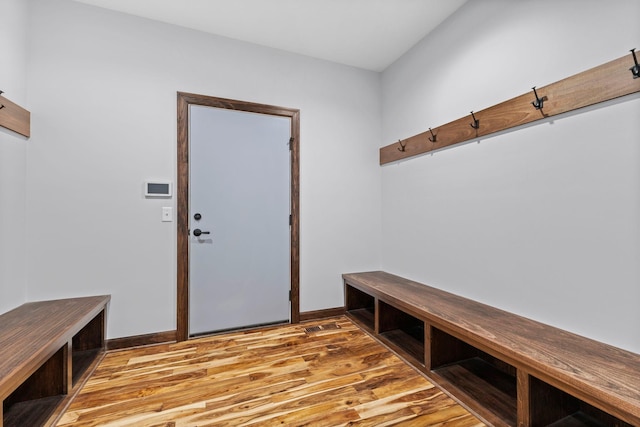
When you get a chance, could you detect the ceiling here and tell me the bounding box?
[72,0,467,72]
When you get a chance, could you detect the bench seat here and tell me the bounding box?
[343,271,639,427]
[0,295,110,427]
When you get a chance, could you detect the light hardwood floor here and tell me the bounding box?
[58,317,484,426]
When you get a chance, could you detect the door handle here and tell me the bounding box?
[193,229,210,237]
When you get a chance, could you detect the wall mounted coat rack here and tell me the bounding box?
[0,91,30,138]
[381,50,640,165]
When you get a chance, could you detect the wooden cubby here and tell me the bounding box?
[71,310,105,386]
[0,296,110,427]
[2,345,68,427]
[343,271,640,427]
[345,283,375,332]
[377,300,424,366]
[526,375,632,427]
[429,326,517,427]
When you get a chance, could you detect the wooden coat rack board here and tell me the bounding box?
[380,50,640,165]
[0,92,31,138]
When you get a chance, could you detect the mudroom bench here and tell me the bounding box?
[343,271,639,427]
[0,295,110,427]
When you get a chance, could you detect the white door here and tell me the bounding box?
[189,105,291,336]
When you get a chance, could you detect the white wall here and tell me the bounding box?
[381,0,640,353]
[18,0,637,352]
[0,0,29,314]
[25,0,382,338]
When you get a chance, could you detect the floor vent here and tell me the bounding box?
[304,323,341,334]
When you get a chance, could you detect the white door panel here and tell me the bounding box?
[189,105,290,335]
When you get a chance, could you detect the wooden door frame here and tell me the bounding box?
[176,92,300,341]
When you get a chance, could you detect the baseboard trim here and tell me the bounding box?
[299,306,346,322]
[106,330,177,351]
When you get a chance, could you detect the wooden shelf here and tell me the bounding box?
[345,284,376,332]
[380,50,640,164]
[346,308,374,330]
[431,357,517,427]
[429,325,517,426]
[379,329,424,366]
[342,271,640,427]
[71,349,101,386]
[3,396,63,427]
[527,374,633,427]
[378,300,425,365]
[547,412,611,427]
[0,94,30,138]
[0,296,110,427]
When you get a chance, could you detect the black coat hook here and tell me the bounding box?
[0,105,5,110]
[630,48,640,79]
[469,111,479,129]
[397,139,406,152]
[531,86,546,110]
[428,128,437,143]
[0,90,4,96]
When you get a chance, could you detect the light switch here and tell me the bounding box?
[162,207,173,222]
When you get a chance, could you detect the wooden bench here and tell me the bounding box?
[343,271,640,427]
[0,295,110,427]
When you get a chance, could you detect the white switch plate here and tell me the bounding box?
[162,207,173,222]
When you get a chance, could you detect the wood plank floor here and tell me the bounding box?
[58,317,484,426]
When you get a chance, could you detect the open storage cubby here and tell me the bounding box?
[71,310,105,386]
[2,346,67,427]
[345,284,375,332]
[528,375,632,427]
[378,300,424,365]
[429,326,517,427]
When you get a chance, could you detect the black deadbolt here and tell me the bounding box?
[194,213,202,220]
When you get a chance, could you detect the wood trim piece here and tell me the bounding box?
[299,307,346,322]
[176,93,189,342]
[176,92,300,341]
[380,51,640,164]
[106,330,177,351]
[517,370,531,427]
[289,109,301,324]
[0,94,30,138]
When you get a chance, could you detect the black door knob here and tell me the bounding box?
[193,229,210,237]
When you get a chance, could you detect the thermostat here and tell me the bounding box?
[145,181,172,198]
